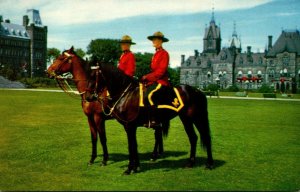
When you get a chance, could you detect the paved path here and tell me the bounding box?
[1,88,300,102]
[0,76,25,88]
[207,95,300,102]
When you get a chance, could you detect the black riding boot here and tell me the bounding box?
[147,105,161,128]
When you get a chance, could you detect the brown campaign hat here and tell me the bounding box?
[147,31,169,42]
[119,35,136,45]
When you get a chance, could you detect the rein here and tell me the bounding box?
[55,73,87,99]
[96,67,140,123]
[99,82,132,116]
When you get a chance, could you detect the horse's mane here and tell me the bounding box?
[97,63,138,95]
[63,49,92,77]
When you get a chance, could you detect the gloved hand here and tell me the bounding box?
[141,75,147,82]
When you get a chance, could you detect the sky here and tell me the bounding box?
[1,0,300,67]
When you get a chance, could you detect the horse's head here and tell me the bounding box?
[85,65,105,102]
[47,46,76,78]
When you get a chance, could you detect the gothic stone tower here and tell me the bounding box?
[23,9,47,77]
[203,8,221,57]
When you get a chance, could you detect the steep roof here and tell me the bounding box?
[182,55,212,69]
[267,30,300,56]
[0,22,30,39]
[26,9,43,27]
[236,52,265,66]
[204,22,221,40]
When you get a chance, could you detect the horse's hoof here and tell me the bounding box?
[185,160,195,168]
[185,163,194,168]
[132,167,140,173]
[205,163,214,170]
[123,169,132,175]
[150,155,158,162]
[88,161,94,166]
[101,160,107,166]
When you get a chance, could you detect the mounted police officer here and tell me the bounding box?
[141,31,170,127]
[118,35,136,77]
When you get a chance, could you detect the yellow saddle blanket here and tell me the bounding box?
[139,83,184,112]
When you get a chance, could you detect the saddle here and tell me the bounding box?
[139,83,184,112]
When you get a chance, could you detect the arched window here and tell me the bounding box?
[247,71,252,78]
[218,71,223,77]
[207,71,211,78]
[238,71,243,77]
[257,70,262,78]
[269,69,275,78]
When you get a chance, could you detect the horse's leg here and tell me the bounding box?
[151,127,163,161]
[180,115,198,168]
[87,116,98,165]
[123,125,140,175]
[194,119,214,169]
[95,114,108,166]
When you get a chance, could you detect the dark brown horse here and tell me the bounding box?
[88,63,214,174]
[47,47,166,167]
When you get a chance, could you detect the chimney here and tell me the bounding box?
[4,19,10,23]
[0,15,3,23]
[268,35,273,50]
[194,50,199,58]
[181,55,185,65]
[23,15,29,26]
[247,46,251,54]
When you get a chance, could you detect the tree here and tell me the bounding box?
[75,48,86,58]
[47,48,60,62]
[135,52,152,79]
[87,39,121,64]
[168,67,180,86]
[134,52,180,86]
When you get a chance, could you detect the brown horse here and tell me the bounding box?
[47,47,166,167]
[87,63,214,174]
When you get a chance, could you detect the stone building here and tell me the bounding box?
[180,12,300,91]
[0,9,47,78]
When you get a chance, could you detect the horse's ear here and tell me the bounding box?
[70,46,74,53]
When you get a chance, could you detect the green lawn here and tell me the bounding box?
[0,90,299,191]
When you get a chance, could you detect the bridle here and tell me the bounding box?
[50,52,89,99]
[49,52,73,78]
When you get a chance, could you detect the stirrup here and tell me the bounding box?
[146,121,162,129]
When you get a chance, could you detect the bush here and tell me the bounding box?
[226,84,240,92]
[258,84,273,93]
[20,78,57,88]
[204,84,219,92]
[263,93,276,98]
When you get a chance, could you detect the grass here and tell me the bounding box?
[0,90,299,191]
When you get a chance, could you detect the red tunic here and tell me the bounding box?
[118,51,136,77]
[144,48,170,86]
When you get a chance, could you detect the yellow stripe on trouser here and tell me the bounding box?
[139,83,144,107]
[148,83,162,106]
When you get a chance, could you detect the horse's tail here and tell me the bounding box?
[185,85,212,151]
[162,120,170,137]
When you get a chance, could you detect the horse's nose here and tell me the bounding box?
[47,70,56,79]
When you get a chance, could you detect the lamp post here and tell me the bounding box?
[231,46,237,86]
[215,77,220,98]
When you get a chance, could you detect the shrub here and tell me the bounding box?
[226,84,240,92]
[20,78,57,88]
[258,84,273,93]
[205,84,219,92]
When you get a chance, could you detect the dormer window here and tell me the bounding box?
[282,55,289,66]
